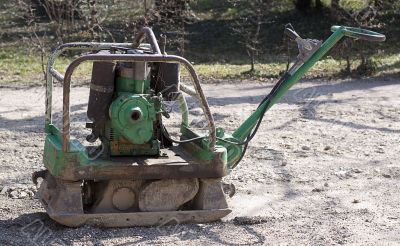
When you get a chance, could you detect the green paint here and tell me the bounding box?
[180,125,227,164]
[110,94,156,145]
[215,128,243,166]
[43,125,82,176]
[116,77,150,94]
[105,69,162,156]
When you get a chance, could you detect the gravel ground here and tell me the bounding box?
[0,77,399,245]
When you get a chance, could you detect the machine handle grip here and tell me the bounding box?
[284,27,301,40]
[331,25,386,42]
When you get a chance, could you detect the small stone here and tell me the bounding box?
[284,144,292,149]
[352,199,360,204]
[324,182,329,187]
[335,170,352,179]
[324,146,331,151]
[382,174,392,178]
[10,190,19,199]
[302,146,310,151]
[352,168,362,174]
[18,191,28,199]
[312,188,323,192]
[0,186,9,195]
[281,161,287,166]
[222,183,236,198]
[299,153,308,158]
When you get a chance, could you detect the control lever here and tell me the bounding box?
[284,28,307,47]
[284,25,322,74]
[284,27,300,40]
[285,27,315,51]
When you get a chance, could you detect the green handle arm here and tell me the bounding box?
[232,26,385,142]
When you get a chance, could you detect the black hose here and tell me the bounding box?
[228,72,292,168]
[217,72,290,147]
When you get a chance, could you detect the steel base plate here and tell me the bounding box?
[46,209,232,227]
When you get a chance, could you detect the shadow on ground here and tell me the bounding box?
[1,211,267,246]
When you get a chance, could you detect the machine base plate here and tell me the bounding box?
[46,209,232,227]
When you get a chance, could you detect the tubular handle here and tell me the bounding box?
[331,26,386,42]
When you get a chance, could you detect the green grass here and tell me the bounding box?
[0,50,92,84]
[0,0,398,85]
[1,50,398,85]
[192,54,400,81]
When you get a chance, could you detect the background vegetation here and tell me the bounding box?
[0,0,399,85]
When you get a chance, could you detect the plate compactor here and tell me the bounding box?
[33,26,385,227]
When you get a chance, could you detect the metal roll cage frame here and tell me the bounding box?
[45,28,216,153]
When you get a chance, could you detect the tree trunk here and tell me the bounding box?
[295,0,312,12]
[316,0,323,9]
[250,50,255,72]
[345,56,351,74]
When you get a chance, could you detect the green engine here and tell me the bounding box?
[86,51,179,157]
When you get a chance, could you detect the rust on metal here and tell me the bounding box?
[132,27,161,54]
[38,173,231,227]
[61,146,227,181]
[45,42,136,126]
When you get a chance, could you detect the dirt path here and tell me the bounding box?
[0,78,399,245]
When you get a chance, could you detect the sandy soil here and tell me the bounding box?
[0,77,399,245]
